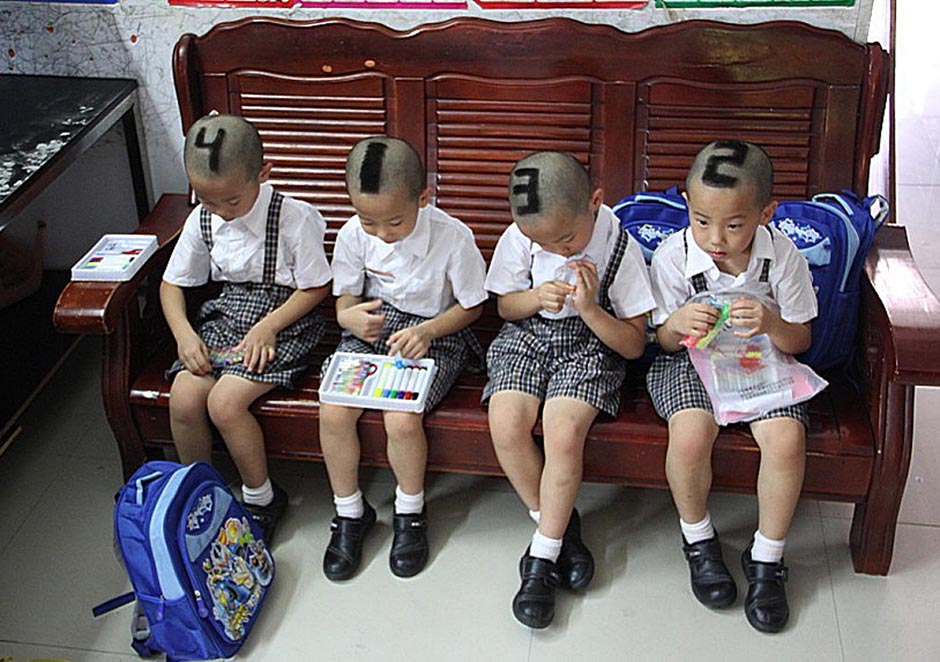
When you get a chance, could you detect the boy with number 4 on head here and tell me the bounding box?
[647,140,817,633]
[161,113,332,545]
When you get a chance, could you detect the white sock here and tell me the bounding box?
[530,529,563,563]
[529,509,541,525]
[394,485,425,515]
[242,478,274,507]
[751,531,786,563]
[334,490,365,519]
[680,513,716,545]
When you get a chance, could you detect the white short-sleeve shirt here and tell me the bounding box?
[330,204,488,318]
[163,183,331,290]
[484,204,656,320]
[649,225,818,326]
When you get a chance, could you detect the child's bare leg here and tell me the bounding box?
[749,417,806,540]
[169,371,217,464]
[384,411,426,495]
[665,409,720,523]
[206,374,277,488]
[319,403,364,497]
[488,390,543,511]
[538,397,597,538]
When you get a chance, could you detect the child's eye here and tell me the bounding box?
[728,224,741,230]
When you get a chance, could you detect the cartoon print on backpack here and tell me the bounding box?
[200,515,274,641]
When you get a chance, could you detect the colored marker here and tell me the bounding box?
[375,362,394,398]
[388,363,407,399]
[403,365,420,400]
[398,366,414,399]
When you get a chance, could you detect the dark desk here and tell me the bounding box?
[0,75,149,230]
[0,75,151,445]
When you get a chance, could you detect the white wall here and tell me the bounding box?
[1,0,877,207]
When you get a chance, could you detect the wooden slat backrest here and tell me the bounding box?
[173,17,888,262]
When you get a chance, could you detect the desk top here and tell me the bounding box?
[0,75,138,230]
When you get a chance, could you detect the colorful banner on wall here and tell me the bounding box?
[167,0,648,7]
[655,0,853,6]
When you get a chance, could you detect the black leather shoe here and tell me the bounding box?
[242,482,288,546]
[389,509,429,578]
[557,508,595,591]
[512,552,560,629]
[741,545,790,633]
[682,535,737,609]
[323,500,376,581]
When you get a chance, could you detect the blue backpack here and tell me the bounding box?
[94,461,275,661]
[770,191,888,371]
[612,186,689,263]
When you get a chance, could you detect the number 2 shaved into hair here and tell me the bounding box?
[702,141,749,188]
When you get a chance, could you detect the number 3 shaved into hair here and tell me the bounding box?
[511,167,541,215]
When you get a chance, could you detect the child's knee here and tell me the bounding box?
[752,418,806,463]
[383,411,424,442]
[319,403,361,434]
[169,379,208,422]
[206,390,246,429]
[487,392,539,445]
[667,411,719,465]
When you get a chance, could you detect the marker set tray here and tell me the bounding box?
[318,352,437,413]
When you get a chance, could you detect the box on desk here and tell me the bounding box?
[319,352,437,413]
[71,234,158,282]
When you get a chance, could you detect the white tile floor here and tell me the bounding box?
[4,4,940,661]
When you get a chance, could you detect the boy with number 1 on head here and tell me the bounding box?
[318,136,488,581]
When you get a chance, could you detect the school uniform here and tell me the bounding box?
[646,225,817,426]
[482,204,656,417]
[164,183,331,388]
[324,204,488,410]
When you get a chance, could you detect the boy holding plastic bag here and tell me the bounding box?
[647,140,823,633]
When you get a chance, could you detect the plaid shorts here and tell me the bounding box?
[321,302,483,411]
[482,315,626,418]
[167,281,325,389]
[646,349,809,427]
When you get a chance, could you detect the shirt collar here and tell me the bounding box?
[528,204,616,260]
[215,183,271,239]
[683,225,775,279]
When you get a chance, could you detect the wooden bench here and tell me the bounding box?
[53,17,940,576]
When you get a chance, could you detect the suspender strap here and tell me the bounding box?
[262,191,284,285]
[599,228,631,312]
[199,207,213,251]
[682,231,708,294]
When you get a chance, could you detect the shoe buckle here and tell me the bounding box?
[410,519,427,529]
[776,566,789,582]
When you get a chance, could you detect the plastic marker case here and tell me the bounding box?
[319,352,437,413]
[71,234,158,281]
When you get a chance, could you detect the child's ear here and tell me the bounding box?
[257,162,274,183]
[590,188,604,211]
[759,200,778,225]
[417,187,431,208]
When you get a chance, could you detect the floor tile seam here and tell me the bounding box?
[0,637,133,657]
[0,452,70,558]
[818,514,847,662]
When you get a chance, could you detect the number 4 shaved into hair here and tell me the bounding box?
[194,127,226,173]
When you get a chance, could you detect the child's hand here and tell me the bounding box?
[237,321,277,373]
[178,331,211,375]
[669,302,721,339]
[730,297,777,338]
[337,299,386,343]
[536,280,575,313]
[570,260,600,314]
[387,324,433,359]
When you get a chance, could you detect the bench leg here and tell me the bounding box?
[850,381,914,575]
[100,309,148,482]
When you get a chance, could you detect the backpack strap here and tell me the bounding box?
[758,227,775,283]
[92,591,136,617]
[682,230,708,294]
[262,191,284,285]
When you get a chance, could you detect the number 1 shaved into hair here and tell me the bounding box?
[359,142,388,194]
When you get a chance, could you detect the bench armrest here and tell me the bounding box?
[863,223,940,386]
[53,194,192,335]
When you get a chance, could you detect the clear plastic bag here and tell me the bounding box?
[683,289,828,425]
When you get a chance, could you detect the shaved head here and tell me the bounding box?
[686,140,774,208]
[184,114,263,183]
[508,152,592,225]
[345,136,425,201]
